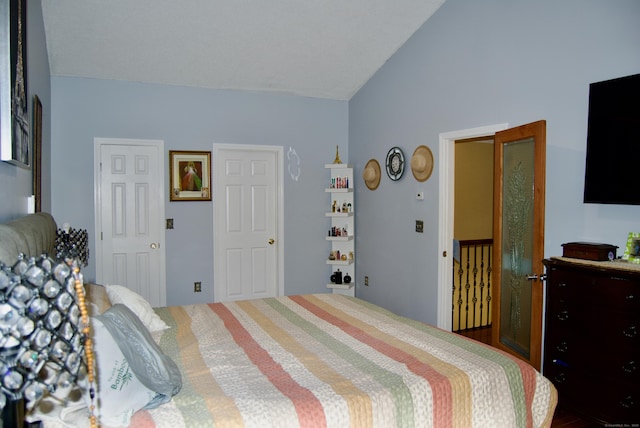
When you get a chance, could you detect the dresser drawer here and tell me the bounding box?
[551,320,640,353]
[545,334,639,381]
[590,378,640,424]
[592,276,639,311]
[545,299,587,324]
[544,364,640,424]
[588,317,639,346]
[548,274,639,311]
[545,268,586,298]
[543,363,590,414]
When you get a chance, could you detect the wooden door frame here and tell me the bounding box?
[491,120,546,370]
[212,144,285,301]
[93,138,167,306]
[437,124,508,331]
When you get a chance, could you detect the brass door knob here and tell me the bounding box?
[268,238,275,245]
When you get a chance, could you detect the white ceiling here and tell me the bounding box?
[41,0,446,100]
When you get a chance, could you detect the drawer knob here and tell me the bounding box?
[553,373,566,384]
[557,282,567,288]
[557,310,569,321]
[623,325,637,338]
[626,294,635,300]
[556,341,568,353]
[622,360,636,374]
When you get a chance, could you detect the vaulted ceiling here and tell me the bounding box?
[41,0,446,100]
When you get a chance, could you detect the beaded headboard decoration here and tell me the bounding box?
[0,254,96,427]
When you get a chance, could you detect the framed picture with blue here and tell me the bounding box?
[169,150,212,201]
[0,0,30,167]
[622,232,640,264]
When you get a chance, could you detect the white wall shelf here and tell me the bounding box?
[325,163,355,297]
[325,212,353,217]
[325,188,353,193]
[326,259,354,266]
[326,283,354,290]
[326,236,353,242]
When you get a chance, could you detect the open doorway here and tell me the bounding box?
[452,137,494,345]
[436,123,508,332]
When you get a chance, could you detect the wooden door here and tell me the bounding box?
[492,120,546,370]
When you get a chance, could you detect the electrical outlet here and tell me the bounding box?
[416,220,424,233]
[166,218,174,229]
[364,276,369,286]
[194,281,202,292]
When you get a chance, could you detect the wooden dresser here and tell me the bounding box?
[543,257,639,424]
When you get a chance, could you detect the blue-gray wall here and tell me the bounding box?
[0,0,51,222]
[350,0,640,324]
[50,77,348,305]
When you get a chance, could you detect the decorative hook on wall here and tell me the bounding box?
[287,147,301,182]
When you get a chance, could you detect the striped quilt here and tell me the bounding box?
[130,294,556,428]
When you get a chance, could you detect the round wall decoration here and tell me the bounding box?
[363,159,381,190]
[410,145,434,182]
[385,147,405,181]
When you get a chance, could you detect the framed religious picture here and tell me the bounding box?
[0,0,30,167]
[169,150,212,201]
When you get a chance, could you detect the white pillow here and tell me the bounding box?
[91,317,157,427]
[105,285,169,332]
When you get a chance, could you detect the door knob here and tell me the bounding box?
[268,238,275,245]
[150,243,158,249]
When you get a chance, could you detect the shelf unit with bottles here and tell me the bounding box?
[325,163,355,296]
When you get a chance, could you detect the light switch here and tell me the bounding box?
[415,220,424,233]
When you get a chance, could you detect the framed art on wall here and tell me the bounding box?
[169,150,212,201]
[0,0,29,167]
[622,232,640,264]
[32,95,42,211]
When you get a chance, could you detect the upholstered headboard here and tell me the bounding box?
[0,212,57,265]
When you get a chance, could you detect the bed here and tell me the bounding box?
[142,294,557,427]
[1,213,557,427]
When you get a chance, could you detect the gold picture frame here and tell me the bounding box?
[622,232,640,264]
[169,150,211,201]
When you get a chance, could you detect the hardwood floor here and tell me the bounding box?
[456,326,601,427]
[551,407,602,427]
[456,325,492,344]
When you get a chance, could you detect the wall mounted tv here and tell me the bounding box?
[583,73,640,205]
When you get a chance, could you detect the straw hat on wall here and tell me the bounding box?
[363,159,381,190]
[410,145,434,182]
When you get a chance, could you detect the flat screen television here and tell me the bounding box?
[583,73,640,205]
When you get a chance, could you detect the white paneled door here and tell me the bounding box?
[214,145,283,302]
[94,139,166,307]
